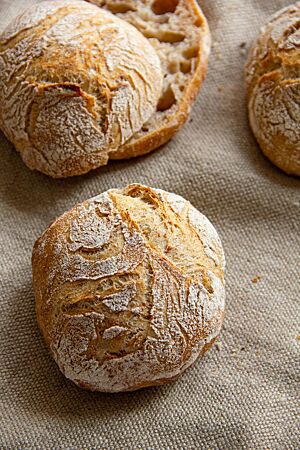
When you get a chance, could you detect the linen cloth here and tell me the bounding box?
[0,1,299,448]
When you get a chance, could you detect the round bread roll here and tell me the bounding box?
[0,0,163,178]
[32,184,225,392]
[245,3,300,176]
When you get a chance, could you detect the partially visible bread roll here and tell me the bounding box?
[245,3,300,176]
[89,0,211,160]
[0,0,162,177]
[32,184,225,392]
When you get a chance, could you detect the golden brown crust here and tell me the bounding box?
[32,184,225,392]
[245,3,300,176]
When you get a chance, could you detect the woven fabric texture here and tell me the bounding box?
[0,0,299,448]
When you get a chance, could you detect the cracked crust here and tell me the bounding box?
[245,3,300,176]
[0,0,210,177]
[0,0,163,177]
[32,184,225,392]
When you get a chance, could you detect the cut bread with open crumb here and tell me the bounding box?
[0,0,210,177]
[89,0,211,160]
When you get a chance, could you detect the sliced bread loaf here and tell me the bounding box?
[89,0,211,159]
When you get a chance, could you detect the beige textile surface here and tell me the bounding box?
[0,0,299,448]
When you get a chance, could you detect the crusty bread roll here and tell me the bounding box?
[245,3,300,176]
[0,0,210,178]
[88,0,211,160]
[32,184,225,392]
[0,0,163,178]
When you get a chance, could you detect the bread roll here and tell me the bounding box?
[89,0,211,160]
[0,0,163,177]
[245,3,300,176]
[32,184,225,392]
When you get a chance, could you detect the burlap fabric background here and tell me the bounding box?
[0,0,299,448]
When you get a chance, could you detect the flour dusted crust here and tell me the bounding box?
[0,0,162,177]
[245,3,300,176]
[32,184,225,392]
[89,0,211,160]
